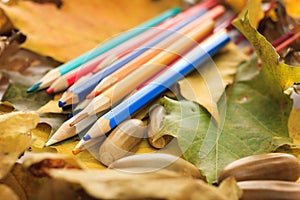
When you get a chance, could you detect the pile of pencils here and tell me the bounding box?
[28,0,231,156]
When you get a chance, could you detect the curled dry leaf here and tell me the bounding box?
[0,101,14,114]
[0,111,39,179]
[22,152,83,177]
[50,169,240,200]
[0,184,19,200]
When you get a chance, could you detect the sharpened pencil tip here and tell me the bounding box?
[58,101,67,107]
[45,138,58,147]
[46,88,54,94]
[69,113,89,127]
[86,92,95,99]
[27,82,41,93]
[72,148,81,155]
[83,134,91,141]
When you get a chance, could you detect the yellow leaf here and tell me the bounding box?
[0,101,14,114]
[0,184,19,200]
[288,106,300,143]
[178,43,248,120]
[222,0,247,12]
[0,0,181,62]
[0,111,39,179]
[283,0,300,17]
[49,169,240,200]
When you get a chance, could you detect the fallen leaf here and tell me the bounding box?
[178,42,247,121]
[37,93,68,114]
[1,81,53,111]
[233,12,300,101]
[288,106,300,143]
[22,152,83,176]
[0,101,14,114]
[283,0,300,17]
[221,0,247,13]
[237,0,263,28]
[0,0,181,62]
[2,163,85,200]
[0,184,19,200]
[0,111,39,179]
[49,168,240,200]
[155,84,292,183]
[218,177,242,200]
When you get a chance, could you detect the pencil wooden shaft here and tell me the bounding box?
[70,20,214,125]
[90,5,225,97]
[92,16,211,95]
[61,6,214,105]
[50,0,219,93]
[81,31,230,143]
[86,20,214,116]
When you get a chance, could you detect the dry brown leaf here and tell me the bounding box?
[0,184,19,200]
[50,169,240,200]
[0,0,181,62]
[0,111,39,179]
[178,43,248,121]
[22,152,83,177]
[0,101,14,114]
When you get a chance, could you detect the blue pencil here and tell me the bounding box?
[27,7,181,92]
[72,30,230,154]
[58,6,210,108]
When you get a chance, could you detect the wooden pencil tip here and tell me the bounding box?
[69,113,89,127]
[86,91,100,99]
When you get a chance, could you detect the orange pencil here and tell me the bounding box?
[69,18,215,126]
[87,5,225,99]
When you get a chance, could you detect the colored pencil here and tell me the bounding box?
[72,30,230,154]
[45,1,222,146]
[69,19,215,126]
[58,5,224,107]
[27,7,181,92]
[46,13,218,146]
[86,10,219,99]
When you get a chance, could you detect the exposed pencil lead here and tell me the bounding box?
[83,134,91,141]
[46,88,54,94]
[58,101,67,107]
[27,82,42,93]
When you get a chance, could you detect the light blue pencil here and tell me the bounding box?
[58,6,210,107]
[27,7,181,92]
[72,30,230,154]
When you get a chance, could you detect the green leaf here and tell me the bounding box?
[156,55,293,183]
[233,12,300,102]
[2,82,52,111]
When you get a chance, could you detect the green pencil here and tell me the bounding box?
[27,7,181,92]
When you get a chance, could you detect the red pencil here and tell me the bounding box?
[46,0,219,94]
